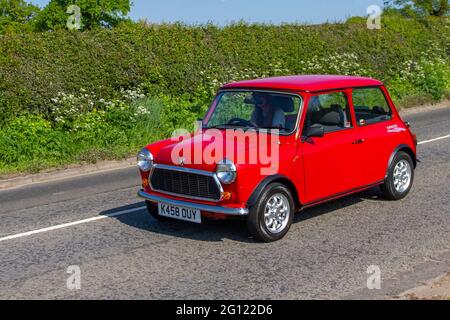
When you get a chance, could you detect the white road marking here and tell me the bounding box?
[1,133,450,243]
[0,206,145,243]
[418,134,450,145]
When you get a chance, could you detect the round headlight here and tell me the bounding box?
[137,148,153,172]
[216,159,237,184]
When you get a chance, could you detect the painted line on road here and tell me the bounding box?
[0,206,145,243]
[418,134,450,145]
[1,133,450,243]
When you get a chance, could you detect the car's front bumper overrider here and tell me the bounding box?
[138,190,249,216]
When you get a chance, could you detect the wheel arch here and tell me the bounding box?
[247,175,301,210]
[388,144,417,171]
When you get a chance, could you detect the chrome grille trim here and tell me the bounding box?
[149,164,224,202]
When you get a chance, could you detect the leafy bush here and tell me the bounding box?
[0,16,449,126]
[0,0,40,34]
[0,96,167,175]
[389,56,450,105]
[0,16,449,174]
[34,0,131,31]
[0,114,67,171]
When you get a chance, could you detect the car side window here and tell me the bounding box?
[304,92,352,134]
[352,87,392,126]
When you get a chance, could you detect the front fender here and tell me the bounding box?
[247,175,300,208]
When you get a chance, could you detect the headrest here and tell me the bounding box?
[330,104,343,112]
[372,106,386,114]
[270,95,295,112]
[244,93,267,105]
[244,93,294,113]
[318,111,342,126]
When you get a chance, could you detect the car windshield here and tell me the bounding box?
[204,91,302,133]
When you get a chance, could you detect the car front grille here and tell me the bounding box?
[150,166,222,201]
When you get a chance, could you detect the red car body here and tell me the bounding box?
[138,75,417,241]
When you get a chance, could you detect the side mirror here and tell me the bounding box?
[304,124,325,138]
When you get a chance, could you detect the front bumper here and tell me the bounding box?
[138,190,249,216]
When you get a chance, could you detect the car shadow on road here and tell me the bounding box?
[294,186,387,223]
[103,187,385,243]
[101,202,256,243]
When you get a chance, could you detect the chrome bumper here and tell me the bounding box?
[138,190,249,216]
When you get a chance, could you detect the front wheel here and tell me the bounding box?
[381,151,414,200]
[247,183,295,242]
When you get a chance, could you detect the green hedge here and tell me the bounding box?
[0,16,449,174]
[0,16,449,127]
[0,96,166,175]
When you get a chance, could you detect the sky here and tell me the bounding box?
[29,0,385,25]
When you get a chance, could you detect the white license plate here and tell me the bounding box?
[158,203,201,224]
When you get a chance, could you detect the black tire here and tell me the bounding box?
[145,201,171,221]
[381,151,414,200]
[246,183,295,242]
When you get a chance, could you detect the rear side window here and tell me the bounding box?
[304,92,352,133]
[352,88,392,126]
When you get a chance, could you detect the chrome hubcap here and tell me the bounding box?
[264,194,290,234]
[393,160,411,193]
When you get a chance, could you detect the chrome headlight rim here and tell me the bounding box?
[137,148,154,172]
[216,158,237,185]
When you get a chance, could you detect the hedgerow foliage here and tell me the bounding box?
[1,16,449,126]
[0,16,449,174]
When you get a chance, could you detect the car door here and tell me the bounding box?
[350,86,398,186]
[301,90,362,204]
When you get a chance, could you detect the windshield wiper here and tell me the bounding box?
[203,124,226,129]
[258,126,289,132]
[204,124,254,130]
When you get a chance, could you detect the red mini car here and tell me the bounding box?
[138,75,417,242]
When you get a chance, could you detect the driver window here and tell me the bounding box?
[304,92,352,133]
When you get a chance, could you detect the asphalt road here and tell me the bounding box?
[0,106,449,300]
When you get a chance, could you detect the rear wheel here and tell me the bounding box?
[247,183,295,242]
[381,151,414,200]
[145,201,170,221]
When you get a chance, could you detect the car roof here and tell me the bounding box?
[220,75,384,92]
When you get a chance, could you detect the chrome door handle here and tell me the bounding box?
[352,139,365,145]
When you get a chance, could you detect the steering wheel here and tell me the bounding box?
[227,118,255,127]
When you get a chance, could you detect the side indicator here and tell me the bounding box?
[142,178,150,189]
[222,192,232,201]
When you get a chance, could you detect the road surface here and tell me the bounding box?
[0,106,449,299]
